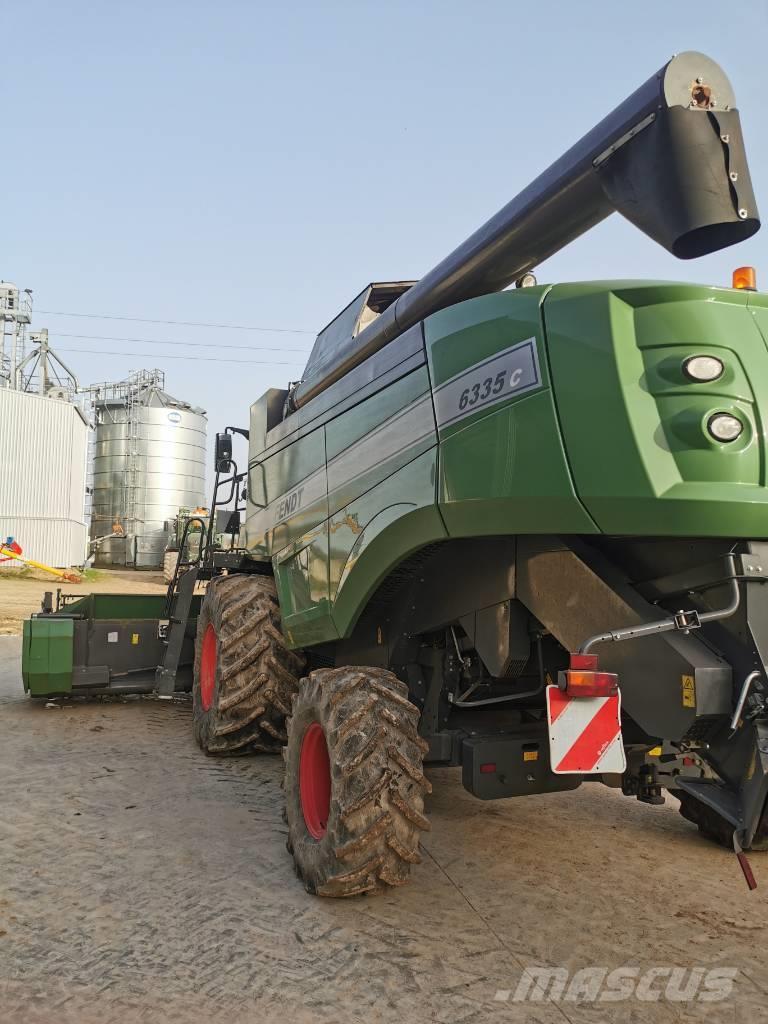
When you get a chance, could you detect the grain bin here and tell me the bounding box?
[89,370,207,568]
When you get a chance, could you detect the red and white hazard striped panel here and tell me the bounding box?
[546,685,626,775]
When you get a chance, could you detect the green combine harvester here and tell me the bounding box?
[23,51,768,896]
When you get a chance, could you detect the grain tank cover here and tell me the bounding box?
[301,281,415,391]
[292,50,760,411]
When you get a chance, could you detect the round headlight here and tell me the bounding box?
[707,413,743,442]
[683,355,724,382]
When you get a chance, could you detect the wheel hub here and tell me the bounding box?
[200,623,217,712]
[299,722,331,839]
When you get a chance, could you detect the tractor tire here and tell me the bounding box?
[284,666,431,897]
[163,549,179,584]
[677,791,768,851]
[192,574,304,755]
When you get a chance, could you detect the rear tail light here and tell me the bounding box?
[559,653,618,697]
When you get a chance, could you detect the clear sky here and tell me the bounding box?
[4,0,768,474]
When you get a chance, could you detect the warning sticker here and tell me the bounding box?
[682,675,696,708]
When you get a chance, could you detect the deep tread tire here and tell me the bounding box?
[677,791,768,851]
[193,575,303,755]
[163,550,179,585]
[284,666,431,897]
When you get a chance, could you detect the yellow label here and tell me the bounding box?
[523,750,539,762]
[131,633,140,645]
[682,674,696,708]
[648,746,663,757]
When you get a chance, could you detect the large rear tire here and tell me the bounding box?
[192,575,304,755]
[284,666,431,897]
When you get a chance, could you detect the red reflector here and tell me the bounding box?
[682,756,696,767]
[569,653,599,670]
[561,669,619,698]
[562,652,618,697]
[479,763,496,774]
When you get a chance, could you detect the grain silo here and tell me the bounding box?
[89,370,207,568]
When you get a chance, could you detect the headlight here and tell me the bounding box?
[683,355,724,382]
[707,413,743,442]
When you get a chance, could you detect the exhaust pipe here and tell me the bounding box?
[294,50,759,410]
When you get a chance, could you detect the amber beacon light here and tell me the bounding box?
[732,266,757,290]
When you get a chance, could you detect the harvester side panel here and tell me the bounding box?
[246,325,446,648]
[423,288,598,538]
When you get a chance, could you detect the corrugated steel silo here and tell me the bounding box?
[90,371,207,568]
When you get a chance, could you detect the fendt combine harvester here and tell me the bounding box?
[23,52,768,896]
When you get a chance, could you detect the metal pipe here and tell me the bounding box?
[293,51,759,410]
[579,558,740,654]
[449,689,541,709]
[730,670,761,733]
[449,633,547,707]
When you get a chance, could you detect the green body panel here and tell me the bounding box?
[245,281,768,650]
[544,282,768,535]
[22,617,74,696]
[269,364,442,645]
[327,449,445,640]
[423,290,597,537]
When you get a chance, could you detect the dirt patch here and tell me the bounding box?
[1,639,766,1024]
[0,569,167,635]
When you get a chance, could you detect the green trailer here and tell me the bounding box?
[23,593,202,698]
[23,50,768,896]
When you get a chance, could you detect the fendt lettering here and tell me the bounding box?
[24,51,768,900]
[277,487,304,523]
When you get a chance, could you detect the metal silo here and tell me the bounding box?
[90,370,207,568]
[0,388,89,568]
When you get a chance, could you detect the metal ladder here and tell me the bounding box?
[155,566,199,696]
[124,384,139,562]
[154,516,209,696]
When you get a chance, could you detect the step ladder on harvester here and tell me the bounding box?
[154,516,207,696]
[154,430,251,696]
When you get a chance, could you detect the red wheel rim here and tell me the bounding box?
[200,623,217,712]
[299,722,331,840]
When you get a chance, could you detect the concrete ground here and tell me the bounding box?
[0,634,766,1024]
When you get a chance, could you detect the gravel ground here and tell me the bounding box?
[0,631,766,1024]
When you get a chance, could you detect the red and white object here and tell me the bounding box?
[546,655,626,774]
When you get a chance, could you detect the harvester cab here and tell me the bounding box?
[22,50,768,897]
